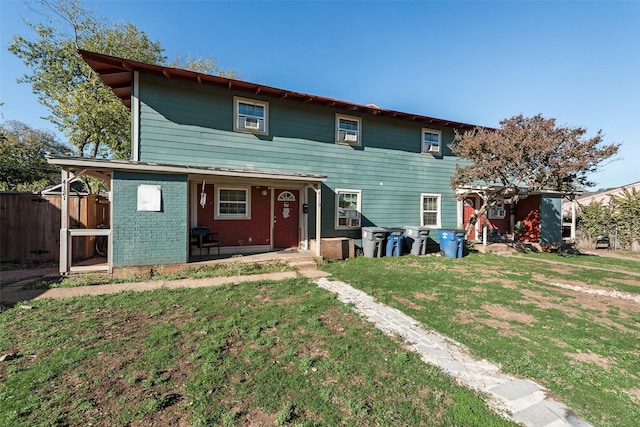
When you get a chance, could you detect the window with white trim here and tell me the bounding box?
[488,203,506,219]
[234,97,268,134]
[421,128,442,155]
[215,187,251,219]
[421,193,441,227]
[335,114,361,146]
[335,189,361,229]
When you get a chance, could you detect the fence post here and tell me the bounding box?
[60,169,71,274]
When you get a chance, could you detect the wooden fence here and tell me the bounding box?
[0,193,109,263]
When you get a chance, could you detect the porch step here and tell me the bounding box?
[288,260,318,270]
[288,260,331,280]
[475,243,514,256]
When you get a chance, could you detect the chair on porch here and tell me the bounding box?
[190,227,221,260]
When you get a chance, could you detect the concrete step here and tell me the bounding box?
[288,260,318,269]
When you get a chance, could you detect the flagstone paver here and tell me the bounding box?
[315,276,592,427]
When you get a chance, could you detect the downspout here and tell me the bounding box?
[131,71,140,161]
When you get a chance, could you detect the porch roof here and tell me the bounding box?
[47,155,327,185]
[456,184,570,198]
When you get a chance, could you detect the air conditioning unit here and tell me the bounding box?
[427,143,440,153]
[342,132,358,143]
[242,117,260,130]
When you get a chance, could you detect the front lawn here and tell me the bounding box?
[0,277,513,426]
[320,252,640,427]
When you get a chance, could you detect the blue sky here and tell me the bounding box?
[1,0,638,190]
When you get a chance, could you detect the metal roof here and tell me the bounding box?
[78,49,483,131]
[47,155,327,184]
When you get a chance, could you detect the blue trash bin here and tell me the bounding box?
[439,229,458,258]
[385,228,404,257]
[455,229,466,258]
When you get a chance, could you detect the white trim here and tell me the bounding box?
[421,128,442,155]
[132,71,140,161]
[488,203,506,219]
[270,187,274,250]
[315,184,321,257]
[233,96,269,135]
[335,114,361,146]
[420,193,442,228]
[335,188,362,230]
[301,187,309,250]
[215,186,251,220]
[277,191,296,201]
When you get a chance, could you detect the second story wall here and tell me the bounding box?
[136,75,464,233]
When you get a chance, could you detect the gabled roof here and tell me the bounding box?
[78,49,483,131]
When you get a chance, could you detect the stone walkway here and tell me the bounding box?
[314,275,592,427]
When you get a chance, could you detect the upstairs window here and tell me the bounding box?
[421,128,442,155]
[234,97,268,134]
[421,193,441,227]
[336,114,361,146]
[335,189,361,229]
[216,187,251,219]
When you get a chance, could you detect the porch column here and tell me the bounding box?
[482,193,488,246]
[315,184,321,257]
[571,198,577,242]
[59,169,71,274]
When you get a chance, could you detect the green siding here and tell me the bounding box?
[540,195,562,243]
[112,171,188,267]
[137,76,461,237]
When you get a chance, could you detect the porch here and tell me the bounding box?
[47,156,327,275]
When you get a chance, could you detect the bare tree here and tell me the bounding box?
[450,114,619,234]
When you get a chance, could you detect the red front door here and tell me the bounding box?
[463,197,477,238]
[273,189,299,249]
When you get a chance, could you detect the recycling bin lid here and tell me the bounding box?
[438,229,457,240]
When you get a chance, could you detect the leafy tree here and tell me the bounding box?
[8,0,239,160]
[167,54,240,79]
[8,0,165,159]
[610,188,640,250]
[577,200,613,243]
[0,120,71,192]
[450,114,619,234]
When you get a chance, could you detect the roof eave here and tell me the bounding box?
[78,49,486,131]
[47,155,327,184]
